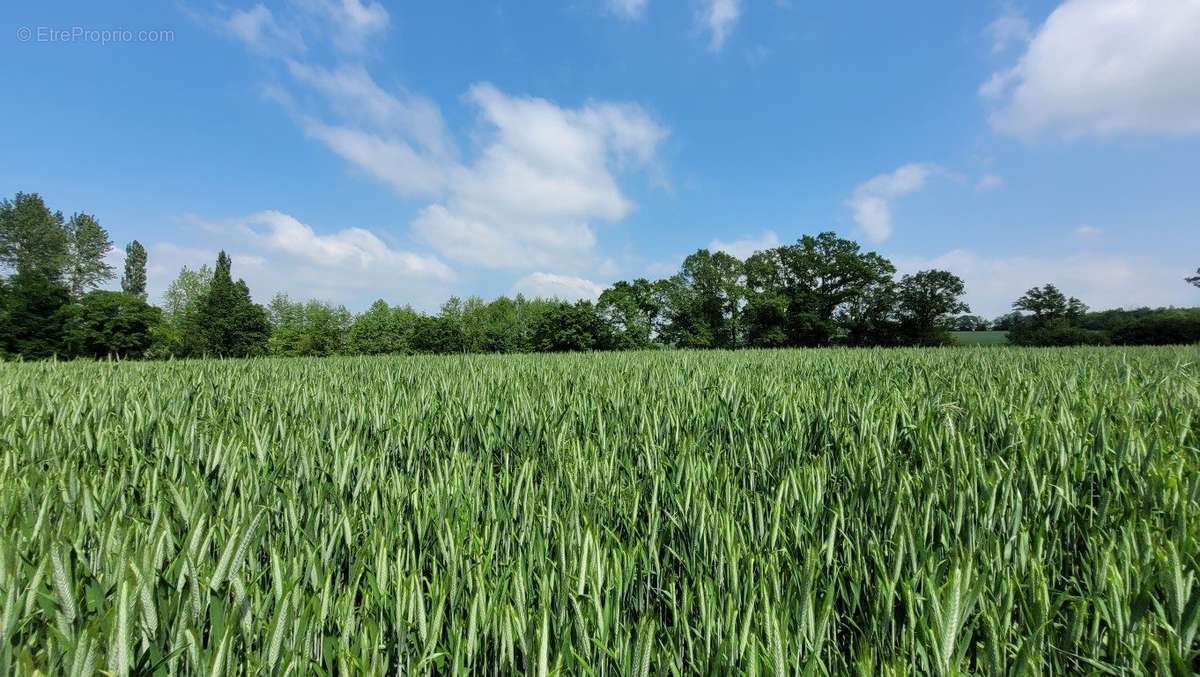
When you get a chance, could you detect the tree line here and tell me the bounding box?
[2,191,1198,360]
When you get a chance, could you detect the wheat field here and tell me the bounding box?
[1,347,1198,674]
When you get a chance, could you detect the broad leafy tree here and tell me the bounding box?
[121,240,148,300]
[597,279,662,350]
[61,291,161,358]
[533,300,610,352]
[267,294,352,357]
[894,269,970,345]
[0,192,69,278]
[2,270,71,358]
[64,212,114,297]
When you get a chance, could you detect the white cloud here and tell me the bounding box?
[985,10,1031,54]
[608,0,649,20]
[892,249,1196,317]
[210,0,669,294]
[698,0,742,51]
[224,5,305,56]
[847,163,938,243]
[983,0,1200,137]
[164,211,455,309]
[976,174,1004,191]
[219,0,388,57]
[709,230,780,259]
[512,272,606,301]
[235,210,452,279]
[408,84,667,270]
[1073,225,1103,239]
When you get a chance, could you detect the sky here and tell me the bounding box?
[2,0,1198,318]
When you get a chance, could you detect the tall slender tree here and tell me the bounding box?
[121,240,148,300]
[64,212,115,297]
[184,251,269,357]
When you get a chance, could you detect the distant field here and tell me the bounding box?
[951,330,1010,345]
[1,348,1197,673]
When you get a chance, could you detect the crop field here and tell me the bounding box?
[1,347,1198,675]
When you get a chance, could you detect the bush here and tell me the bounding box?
[61,291,161,359]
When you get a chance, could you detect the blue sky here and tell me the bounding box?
[2,0,1198,317]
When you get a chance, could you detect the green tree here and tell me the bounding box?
[63,212,114,297]
[746,232,895,346]
[2,270,71,359]
[894,269,970,345]
[532,300,609,352]
[61,291,161,359]
[121,240,148,300]
[346,299,418,355]
[0,192,69,278]
[1013,284,1072,321]
[597,279,661,350]
[267,294,353,357]
[184,251,269,357]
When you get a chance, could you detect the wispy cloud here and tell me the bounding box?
[698,0,742,52]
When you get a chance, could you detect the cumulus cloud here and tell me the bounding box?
[512,272,606,301]
[168,211,455,308]
[698,0,742,51]
[708,230,780,259]
[847,163,939,243]
[608,0,649,20]
[209,0,669,297]
[892,248,1196,317]
[982,0,1200,137]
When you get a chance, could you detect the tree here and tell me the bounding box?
[61,291,161,359]
[1010,284,1103,346]
[950,315,990,332]
[63,212,114,297]
[2,270,71,358]
[0,192,69,278]
[532,300,609,352]
[346,300,417,355]
[894,269,970,345]
[121,240,148,300]
[266,294,352,357]
[597,279,661,350]
[184,251,269,357]
[1013,284,1071,321]
[745,232,895,346]
[657,250,743,349]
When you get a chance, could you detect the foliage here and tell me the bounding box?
[121,240,148,300]
[181,252,269,358]
[61,291,162,359]
[532,300,610,352]
[894,270,970,345]
[0,348,1197,673]
[266,294,352,357]
[346,299,418,355]
[0,192,69,278]
[63,213,115,297]
[0,269,71,358]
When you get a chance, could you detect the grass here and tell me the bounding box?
[1,347,1198,674]
[950,330,1010,345]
